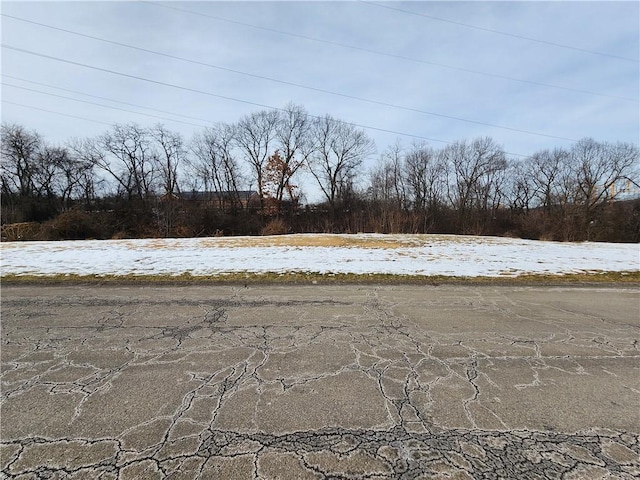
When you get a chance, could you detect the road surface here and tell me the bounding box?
[1,284,639,479]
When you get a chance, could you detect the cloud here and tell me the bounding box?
[1,0,638,162]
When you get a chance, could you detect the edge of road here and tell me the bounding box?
[2,271,639,287]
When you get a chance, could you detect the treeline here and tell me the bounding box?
[1,104,639,242]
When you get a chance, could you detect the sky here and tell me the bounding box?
[1,0,639,168]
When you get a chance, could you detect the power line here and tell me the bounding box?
[138,4,637,102]
[2,45,282,111]
[2,74,220,125]
[3,78,536,158]
[2,96,532,159]
[359,0,639,64]
[0,72,464,151]
[4,13,635,104]
[2,100,113,126]
[0,89,455,148]
[1,44,580,142]
[2,82,211,128]
[0,75,450,147]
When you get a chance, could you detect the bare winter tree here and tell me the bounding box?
[404,142,446,232]
[527,147,571,211]
[32,145,67,209]
[308,114,375,214]
[150,124,184,198]
[570,138,639,238]
[1,123,42,199]
[506,159,536,213]
[3,114,638,241]
[512,140,639,240]
[190,123,244,211]
[37,145,96,212]
[57,144,96,211]
[272,103,312,208]
[404,142,445,213]
[572,138,639,207]
[1,124,99,222]
[442,137,507,233]
[366,142,409,232]
[369,141,407,210]
[148,125,186,236]
[67,137,108,196]
[234,109,279,212]
[93,123,156,202]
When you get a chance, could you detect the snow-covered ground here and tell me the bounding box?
[0,234,638,278]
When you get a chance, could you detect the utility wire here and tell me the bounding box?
[3,93,532,158]
[1,90,460,149]
[0,76,474,152]
[137,4,637,102]
[2,45,284,112]
[7,81,543,160]
[1,44,580,142]
[4,13,635,103]
[2,82,211,128]
[2,100,113,126]
[2,74,220,125]
[359,1,639,64]
[0,75,453,147]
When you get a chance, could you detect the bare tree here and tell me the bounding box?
[527,147,571,211]
[190,123,244,211]
[572,138,639,207]
[272,103,312,208]
[403,142,446,232]
[308,114,375,214]
[442,137,507,232]
[93,123,156,202]
[1,123,42,199]
[369,141,407,209]
[147,125,186,235]
[37,144,97,212]
[366,142,409,232]
[32,145,66,211]
[57,144,96,211]
[150,124,184,198]
[234,109,279,212]
[569,138,639,238]
[506,159,535,213]
[1,124,99,222]
[404,142,445,213]
[67,136,108,197]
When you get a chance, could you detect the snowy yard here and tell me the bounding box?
[1,234,638,278]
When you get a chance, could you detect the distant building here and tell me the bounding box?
[177,190,259,210]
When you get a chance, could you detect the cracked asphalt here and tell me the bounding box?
[1,284,639,479]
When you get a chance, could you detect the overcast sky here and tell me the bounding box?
[2,0,639,164]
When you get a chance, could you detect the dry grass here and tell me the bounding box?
[0,233,549,250]
[152,234,483,249]
[3,270,639,286]
[101,234,411,250]
[201,234,413,249]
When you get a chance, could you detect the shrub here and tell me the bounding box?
[260,218,289,236]
[42,210,99,240]
[0,222,42,241]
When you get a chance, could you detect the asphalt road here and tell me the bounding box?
[1,284,639,479]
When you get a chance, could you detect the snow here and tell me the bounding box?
[1,234,638,277]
